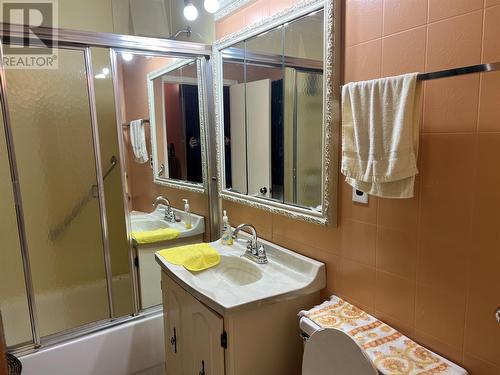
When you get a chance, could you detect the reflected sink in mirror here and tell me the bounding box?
[130,203,205,310]
[130,218,171,232]
[130,204,205,242]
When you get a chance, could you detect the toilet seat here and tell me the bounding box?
[302,327,377,375]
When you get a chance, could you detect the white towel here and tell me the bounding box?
[129,119,149,164]
[341,73,422,198]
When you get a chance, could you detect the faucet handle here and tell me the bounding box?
[255,244,268,264]
[245,239,255,254]
[257,244,265,256]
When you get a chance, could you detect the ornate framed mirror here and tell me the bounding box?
[212,0,339,225]
[147,57,209,193]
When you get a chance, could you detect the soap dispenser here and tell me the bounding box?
[221,210,233,245]
[182,199,192,229]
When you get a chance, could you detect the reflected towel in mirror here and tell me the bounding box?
[129,119,149,164]
[132,228,180,244]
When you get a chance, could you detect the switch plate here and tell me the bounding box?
[352,188,369,204]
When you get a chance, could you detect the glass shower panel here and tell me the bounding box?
[91,47,134,317]
[5,47,109,337]
[0,107,32,347]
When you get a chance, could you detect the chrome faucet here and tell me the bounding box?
[152,196,176,223]
[232,223,268,264]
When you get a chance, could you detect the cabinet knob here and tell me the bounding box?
[260,187,267,195]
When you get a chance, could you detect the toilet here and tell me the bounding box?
[300,316,377,375]
[299,296,469,375]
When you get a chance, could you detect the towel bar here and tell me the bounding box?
[417,61,500,81]
[342,61,500,87]
[122,119,150,128]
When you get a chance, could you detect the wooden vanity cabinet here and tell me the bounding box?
[162,271,320,375]
[162,273,224,375]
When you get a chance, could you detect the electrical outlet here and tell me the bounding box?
[352,188,368,204]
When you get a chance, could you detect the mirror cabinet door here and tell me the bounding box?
[283,10,324,210]
[215,1,334,224]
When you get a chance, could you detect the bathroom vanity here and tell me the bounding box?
[156,237,325,375]
[131,204,205,308]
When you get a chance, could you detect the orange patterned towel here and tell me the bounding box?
[303,296,468,375]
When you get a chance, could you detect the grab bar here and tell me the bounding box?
[102,155,117,181]
[48,155,118,241]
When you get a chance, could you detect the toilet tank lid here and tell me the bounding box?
[299,316,322,337]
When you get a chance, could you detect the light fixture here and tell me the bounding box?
[183,0,198,21]
[204,0,219,13]
[95,67,110,79]
[121,52,133,62]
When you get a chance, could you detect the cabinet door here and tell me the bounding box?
[183,296,225,375]
[162,272,225,375]
[162,273,187,375]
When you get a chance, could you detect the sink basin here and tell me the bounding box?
[130,204,205,244]
[131,218,170,232]
[155,236,325,316]
[215,255,263,286]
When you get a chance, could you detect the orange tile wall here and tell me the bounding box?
[216,1,500,373]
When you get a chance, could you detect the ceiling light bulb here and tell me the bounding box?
[102,67,110,75]
[204,0,219,13]
[183,1,198,21]
[121,52,133,62]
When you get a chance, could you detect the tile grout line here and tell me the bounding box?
[462,0,484,351]
[413,132,426,333]
[475,2,487,133]
[460,131,480,364]
[348,7,488,51]
[378,0,385,79]
[422,0,430,132]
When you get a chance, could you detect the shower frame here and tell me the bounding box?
[0,23,218,355]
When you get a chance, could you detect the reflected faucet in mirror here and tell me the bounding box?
[157,163,165,177]
[232,223,268,264]
[152,195,176,223]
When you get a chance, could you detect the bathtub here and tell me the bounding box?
[20,312,165,375]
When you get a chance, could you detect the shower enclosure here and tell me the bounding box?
[0,25,215,355]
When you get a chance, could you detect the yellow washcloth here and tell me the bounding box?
[132,228,180,244]
[157,243,220,272]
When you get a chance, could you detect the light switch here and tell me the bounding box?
[352,188,368,204]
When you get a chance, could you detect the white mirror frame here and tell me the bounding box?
[147,57,209,194]
[212,0,339,225]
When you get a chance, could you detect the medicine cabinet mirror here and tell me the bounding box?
[148,57,208,193]
[213,0,338,225]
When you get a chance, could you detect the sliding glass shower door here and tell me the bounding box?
[0,103,32,347]
[3,47,110,339]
